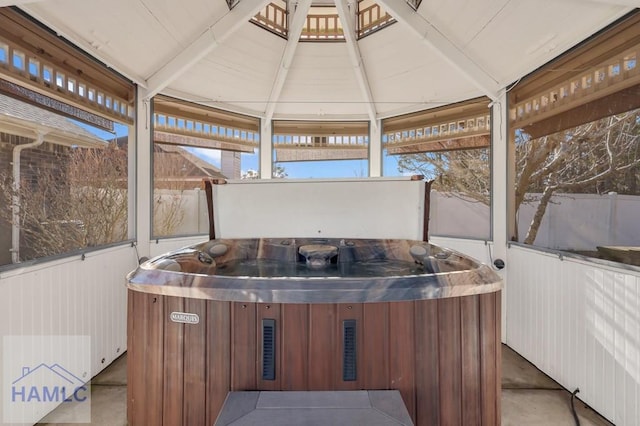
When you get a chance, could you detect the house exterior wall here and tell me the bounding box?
[0,133,71,265]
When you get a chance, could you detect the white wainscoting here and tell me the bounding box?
[0,243,138,421]
[507,244,640,425]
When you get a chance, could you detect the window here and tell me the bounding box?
[0,96,130,265]
[0,9,134,266]
[272,120,369,179]
[509,13,640,264]
[151,96,259,237]
[513,105,640,257]
[382,98,492,240]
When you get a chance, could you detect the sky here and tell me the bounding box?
[73,120,405,179]
[185,148,405,178]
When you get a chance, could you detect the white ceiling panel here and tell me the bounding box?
[166,24,285,114]
[12,0,637,119]
[22,0,225,81]
[358,24,481,115]
[274,42,367,117]
[463,0,631,85]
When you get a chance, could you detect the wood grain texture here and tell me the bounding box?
[205,301,231,425]
[162,296,184,426]
[129,292,164,426]
[281,304,309,390]
[126,291,137,426]
[363,303,389,389]
[415,299,440,426]
[460,295,481,425]
[231,302,257,390]
[480,292,499,426]
[389,301,416,422]
[128,293,502,426]
[183,298,207,426]
[438,297,462,425]
[308,304,336,390]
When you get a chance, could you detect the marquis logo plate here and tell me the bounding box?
[170,312,200,324]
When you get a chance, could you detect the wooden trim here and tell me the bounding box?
[205,300,231,425]
[0,9,134,124]
[438,297,462,424]
[511,11,640,102]
[519,84,640,138]
[382,97,491,133]
[423,179,433,241]
[231,301,257,390]
[153,95,259,132]
[203,179,216,240]
[162,296,184,425]
[128,291,502,426]
[387,134,490,155]
[154,131,257,153]
[274,146,368,162]
[183,298,207,425]
[0,78,115,131]
[273,120,369,136]
[510,11,640,134]
[280,304,309,390]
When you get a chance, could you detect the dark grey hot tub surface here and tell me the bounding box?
[126,238,502,303]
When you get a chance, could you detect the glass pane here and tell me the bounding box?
[151,98,260,237]
[383,147,491,240]
[514,106,640,263]
[0,101,129,265]
[270,159,369,179]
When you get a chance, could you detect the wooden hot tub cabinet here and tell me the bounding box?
[127,290,501,426]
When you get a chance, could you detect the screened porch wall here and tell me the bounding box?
[0,243,137,401]
[506,244,640,426]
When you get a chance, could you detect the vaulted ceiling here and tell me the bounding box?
[10,0,639,121]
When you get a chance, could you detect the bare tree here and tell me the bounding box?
[397,148,491,205]
[516,112,640,244]
[397,109,640,245]
[0,143,128,261]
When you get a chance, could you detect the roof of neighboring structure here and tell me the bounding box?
[0,93,106,147]
[154,143,226,180]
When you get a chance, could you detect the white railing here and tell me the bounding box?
[251,2,288,37]
[153,112,259,149]
[0,37,133,123]
[384,113,491,151]
[301,11,344,41]
[358,1,395,38]
[273,134,368,148]
[510,46,640,126]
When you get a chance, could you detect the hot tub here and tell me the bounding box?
[127,238,503,426]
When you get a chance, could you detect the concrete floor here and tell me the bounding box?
[39,345,613,425]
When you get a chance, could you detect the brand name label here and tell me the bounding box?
[170,312,200,324]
